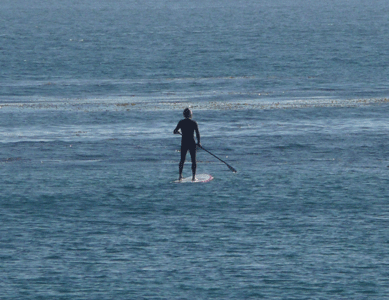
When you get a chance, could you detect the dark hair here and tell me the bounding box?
[183,108,192,119]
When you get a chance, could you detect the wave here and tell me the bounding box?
[1,96,389,112]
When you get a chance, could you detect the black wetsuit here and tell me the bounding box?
[174,118,200,177]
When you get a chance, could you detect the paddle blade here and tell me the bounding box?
[227,164,237,173]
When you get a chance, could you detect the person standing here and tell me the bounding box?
[173,108,201,181]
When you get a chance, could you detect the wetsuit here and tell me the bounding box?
[174,118,200,178]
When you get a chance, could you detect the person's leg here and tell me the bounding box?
[179,146,188,180]
[189,146,197,181]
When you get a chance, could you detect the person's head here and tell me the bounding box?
[183,108,192,119]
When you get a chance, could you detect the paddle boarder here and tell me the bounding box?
[173,108,201,181]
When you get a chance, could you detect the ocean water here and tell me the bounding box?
[1,0,389,299]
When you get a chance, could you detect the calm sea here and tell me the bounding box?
[1,0,389,299]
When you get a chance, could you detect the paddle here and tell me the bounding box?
[177,132,237,173]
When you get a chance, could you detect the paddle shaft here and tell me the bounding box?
[199,145,237,173]
[176,132,237,173]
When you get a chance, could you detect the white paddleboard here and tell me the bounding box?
[174,173,213,183]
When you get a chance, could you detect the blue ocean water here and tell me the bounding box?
[1,0,389,299]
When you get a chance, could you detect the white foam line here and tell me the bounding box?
[1,97,389,112]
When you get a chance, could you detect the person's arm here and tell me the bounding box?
[195,122,201,146]
[173,121,181,134]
